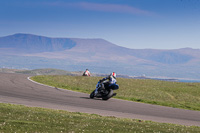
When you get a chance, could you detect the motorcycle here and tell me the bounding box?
[90,81,118,100]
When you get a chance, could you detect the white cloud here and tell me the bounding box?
[45,2,155,16]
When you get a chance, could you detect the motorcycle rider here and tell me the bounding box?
[94,72,119,96]
[83,69,91,76]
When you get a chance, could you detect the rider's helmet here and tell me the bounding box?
[110,72,116,79]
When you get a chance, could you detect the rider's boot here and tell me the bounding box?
[113,93,117,96]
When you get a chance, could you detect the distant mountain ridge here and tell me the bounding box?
[0,33,200,79]
[0,33,76,53]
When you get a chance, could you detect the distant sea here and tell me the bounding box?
[134,77,200,83]
[178,79,200,83]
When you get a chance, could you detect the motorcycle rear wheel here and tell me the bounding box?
[102,89,113,100]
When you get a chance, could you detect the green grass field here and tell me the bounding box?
[31,75,200,111]
[0,103,200,133]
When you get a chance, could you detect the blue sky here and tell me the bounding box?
[0,0,200,49]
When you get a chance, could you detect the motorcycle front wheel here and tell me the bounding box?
[90,90,95,99]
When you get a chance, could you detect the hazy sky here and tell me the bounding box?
[0,0,200,49]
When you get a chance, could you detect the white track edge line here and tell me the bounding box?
[27,76,87,94]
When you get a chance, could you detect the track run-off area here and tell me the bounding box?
[0,73,200,126]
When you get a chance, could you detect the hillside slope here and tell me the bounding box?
[0,33,200,79]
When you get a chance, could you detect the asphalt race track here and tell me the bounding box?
[0,73,200,126]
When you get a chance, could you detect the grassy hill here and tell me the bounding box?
[0,68,84,76]
[0,68,24,73]
[16,68,74,75]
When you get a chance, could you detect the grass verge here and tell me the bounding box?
[31,75,200,111]
[0,103,200,132]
